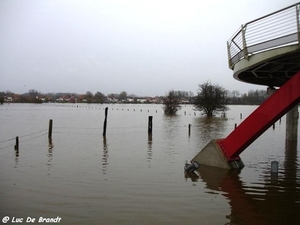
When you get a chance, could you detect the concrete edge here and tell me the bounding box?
[191,139,244,170]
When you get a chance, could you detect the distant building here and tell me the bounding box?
[5,96,13,102]
[57,95,77,103]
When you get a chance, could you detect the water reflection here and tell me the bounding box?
[102,136,109,174]
[188,117,300,224]
[162,115,181,162]
[184,171,199,182]
[48,138,54,150]
[14,149,19,167]
[191,136,300,225]
[47,138,54,174]
[192,164,300,225]
[162,115,180,137]
[163,115,180,136]
[283,139,300,184]
[147,134,153,162]
[193,117,227,143]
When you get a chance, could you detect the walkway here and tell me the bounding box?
[227,3,300,87]
[192,3,300,169]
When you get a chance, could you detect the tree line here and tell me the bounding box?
[228,89,267,105]
[0,90,125,104]
[0,87,267,106]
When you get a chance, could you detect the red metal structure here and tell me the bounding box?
[219,3,300,163]
[192,3,300,169]
[217,70,300,161]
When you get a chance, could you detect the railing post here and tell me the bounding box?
[296,4,300,44]
[241,25,249,60]
[227,41,233,68]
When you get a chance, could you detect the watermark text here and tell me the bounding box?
[2,216,62,224]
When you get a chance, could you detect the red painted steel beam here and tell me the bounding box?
[218,70,300,161]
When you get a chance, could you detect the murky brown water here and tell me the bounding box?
[0,104,299,224]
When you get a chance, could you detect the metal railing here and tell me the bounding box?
[227,2,300,69]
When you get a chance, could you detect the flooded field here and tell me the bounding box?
[0,103,300,225]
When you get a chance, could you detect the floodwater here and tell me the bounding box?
[0,103,299,225]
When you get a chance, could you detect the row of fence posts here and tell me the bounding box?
[14,119,54,151]
[13,107,152,150]
[12,114,240,150]
[234,113,281,130]
[102,107,155,136]
[17,111,284,150]
[13,111,281,177]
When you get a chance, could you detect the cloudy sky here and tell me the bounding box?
[0,0,297,96]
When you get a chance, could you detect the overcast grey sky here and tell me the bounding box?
[0,0,298,96]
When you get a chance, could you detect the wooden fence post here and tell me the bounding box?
[148,116,153,134]
[48,119,53,139]
[103,107,108,136]
[14,136,19,150]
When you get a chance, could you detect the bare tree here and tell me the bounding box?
[162,90,181,115]
[193,81,228,117]
[85,91,93,103]
[118,91,127,102]
[27,89,42,103]
[94,91,106,103]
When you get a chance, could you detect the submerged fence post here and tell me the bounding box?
[48,118,54,149]
[103,107,108,136]
[14,136,19,150]
[148,116,153,134]
[48,119,53,139]
[271,161,279,173]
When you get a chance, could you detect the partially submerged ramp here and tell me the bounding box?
[192,71,300,169]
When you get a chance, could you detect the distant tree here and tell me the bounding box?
[228,90,242,104]
[94,91,106,103]
[108,93,116,99]
[85,91,93,103]
[119,91,127,102]
[162,90,181,115]
[193,81,228,117]
[128,94,137,98]
[0,92,4,104]
[27,89,42,103]
[174,90,192,99]
[244,89,267,105]
[5,90,14,96]
[28,89,39,100]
